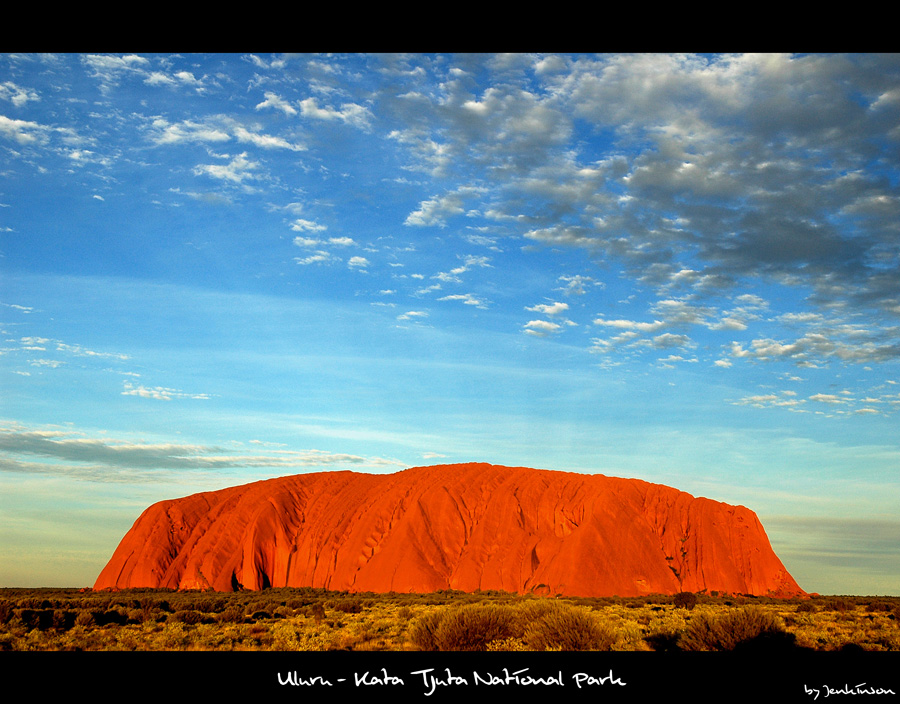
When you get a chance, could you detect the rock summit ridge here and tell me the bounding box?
[94,463,804,597]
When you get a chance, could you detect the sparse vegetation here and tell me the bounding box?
[520,600,617,651]
[411,603,517,651]
[0,588,897,652]
[674,591,698,610]
[677,606,795,651]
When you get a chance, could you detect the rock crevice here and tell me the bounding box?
[94,463,804,597]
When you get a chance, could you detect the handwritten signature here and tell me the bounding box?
[805,683,896,699]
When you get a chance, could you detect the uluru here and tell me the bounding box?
[94,463,804,598]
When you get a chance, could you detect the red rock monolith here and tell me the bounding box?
[94,463,804,597]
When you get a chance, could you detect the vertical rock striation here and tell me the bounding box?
[94,463,804,597]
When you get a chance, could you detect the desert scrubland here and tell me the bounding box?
[1,587,898,652]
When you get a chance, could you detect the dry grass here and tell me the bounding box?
[677,606,795,651]
[1,588,897,652]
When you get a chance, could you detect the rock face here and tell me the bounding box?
[94,463,804,597]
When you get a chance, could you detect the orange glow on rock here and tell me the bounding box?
[94,463,804,597]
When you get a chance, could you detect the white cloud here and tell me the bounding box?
[256,91,298,116]
[593,317,666,333]
[557,275,599,296]
[298,97,373,129]
[234,126,304,151]
[397,310,428,321]
[122,382,210,401]
[523,320,562,336]
[652,333,692,349]
[144,70,204,90]
[432,254,492,283]
[809,393,844,404]
[526,301,569,316]
[439,293,487,308]
[0,81,39,107]
[149,118,231,146]
[0,115,49,145]
[30,359,65,368]
[295,251,333,265]
[82,54,151,92]
[194,153,259,184]
[729,329,900,366]
[2,303,33,313]
[405,192,466,227]
[291,220,328,234]
[734,392,807,410]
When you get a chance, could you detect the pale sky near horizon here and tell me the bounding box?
[1,53,898,594]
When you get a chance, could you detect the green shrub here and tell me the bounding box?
[273,605,293,618]
[410,604,517,651]
[216,607,245,624]
[515,598,563,623]
[308,603,326,623]
[247,598,279,614]
[408,609,444,651]
[435,604,517,651]
[52,610,76,630]
[329,599,362,614]
[523,602,616,651]
[194,597,226,613]
[645,629,682,651]
[674,592,698,610]
[679,607,795,651]
[173,609,205,625]
[826,598,855,613]
[96,608,128,626]
[74,610,96,627]
[16,608,56,630]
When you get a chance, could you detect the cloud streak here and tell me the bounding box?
[0,423,405,480]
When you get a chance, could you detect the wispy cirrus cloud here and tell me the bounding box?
[121,382,210,401]
[2,336,130,369]
[0,422,404,481]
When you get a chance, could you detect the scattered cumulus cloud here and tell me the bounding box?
[523,320,563,337]
[298,97,373,130]
[526,301,569,316]
[4,52,899,422]
[0,81,39,107]
[439,293,487,308]
[193,152,260,184]
[291,220,328,234]
[397,310,428,321]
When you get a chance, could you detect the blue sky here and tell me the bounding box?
[1,53,898,594]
